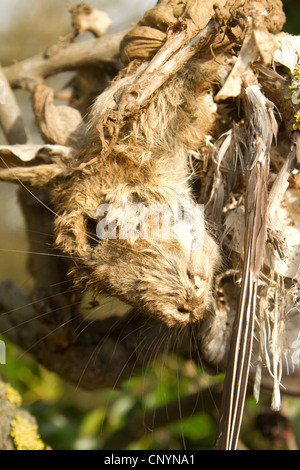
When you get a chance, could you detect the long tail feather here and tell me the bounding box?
[217,82,276,450]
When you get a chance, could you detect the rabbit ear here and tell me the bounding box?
[0,163,69,187]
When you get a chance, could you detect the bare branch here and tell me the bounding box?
[2,30,127,90]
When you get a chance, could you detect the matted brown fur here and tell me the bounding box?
[53,58,223,327]
[0,54,224,327]
[0,0,287,328]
